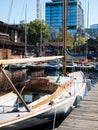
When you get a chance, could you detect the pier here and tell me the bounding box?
[57,82,98,130]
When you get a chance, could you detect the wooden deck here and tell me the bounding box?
[57,83,98,130]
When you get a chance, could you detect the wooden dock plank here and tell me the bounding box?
[57,83,98,130]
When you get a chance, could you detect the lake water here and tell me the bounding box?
[0,68,98,130]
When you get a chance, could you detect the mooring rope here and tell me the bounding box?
[52,104,57,130]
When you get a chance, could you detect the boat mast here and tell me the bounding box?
[36,0,42,56]
[62,0,68,75]
[86,0,89,55]
[25,4,27,57]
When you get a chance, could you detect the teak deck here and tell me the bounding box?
[57,83,98,130]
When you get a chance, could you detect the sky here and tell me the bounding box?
[0,0,98,28]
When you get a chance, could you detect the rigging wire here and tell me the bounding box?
[5,0,13,34]
[7,0,13,24]
[20,0,26,23]
[25,4,28,56]
[52,105,57,130]
[57,0,62,56]
[3,0,13,49]
[52,82,59,130]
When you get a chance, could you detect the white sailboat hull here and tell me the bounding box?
[0,71,88,130]
[0,99,75,130]
[0,97,76,130]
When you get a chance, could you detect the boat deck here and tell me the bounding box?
[0,93,50,125]
[0,109,28,123]
[57,82,98,130]
[0,71,86,129]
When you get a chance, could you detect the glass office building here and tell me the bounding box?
[45,0,84,36]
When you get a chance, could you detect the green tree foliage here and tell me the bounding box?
[27,19,49,46]
[77,36,87,45]
[56,30,74,48]
[66,32,74,48]
[48,28,74,48]
[20,19,49,45]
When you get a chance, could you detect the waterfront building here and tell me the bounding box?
[0,21,33,59]
[43,38,98,59]
[45,0,84,37]
[85,24,98,39]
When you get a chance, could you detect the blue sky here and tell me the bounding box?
[0,0,51,24]
[80,0,98,27]
[0,0,98,27]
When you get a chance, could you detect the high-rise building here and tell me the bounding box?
[45,0,84,37]
[85,24,98,39]
[90,24,98,29]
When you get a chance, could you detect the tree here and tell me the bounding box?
[48,27,74,48]
[48,27,58,42]
[20,19,49,46]
[79,36,87,44]
[56,29,74,48]
[66,32,74,48]
[27,19,49,46]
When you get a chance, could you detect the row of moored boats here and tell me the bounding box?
[5,60,98,72]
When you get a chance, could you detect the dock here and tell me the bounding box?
[57,83,98,130]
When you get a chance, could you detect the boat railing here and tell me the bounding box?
[0,104,17,113]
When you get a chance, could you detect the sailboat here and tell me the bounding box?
[66,47,98,59]
[0,0,90,129]
[0,56,88,130]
